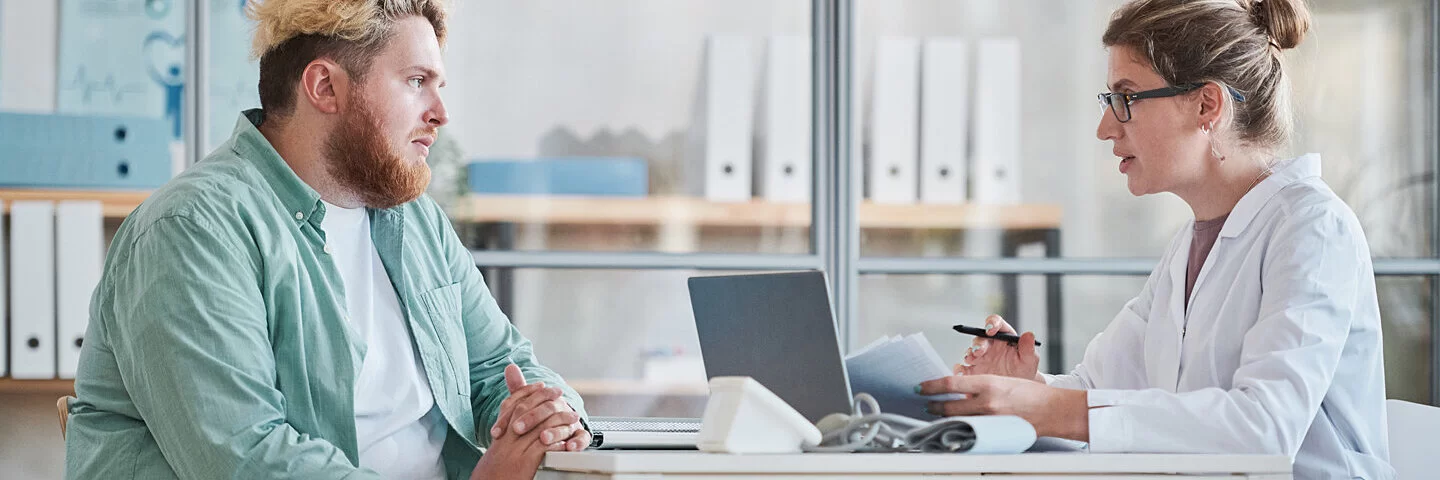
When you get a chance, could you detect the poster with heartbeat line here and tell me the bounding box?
[58,0,259,146]
[58,0,185,138]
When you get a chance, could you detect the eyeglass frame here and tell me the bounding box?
[1097,82,1247,123]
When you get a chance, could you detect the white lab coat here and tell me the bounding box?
[1045,154,1394,479]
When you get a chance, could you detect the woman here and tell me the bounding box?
[918,1,1393,478]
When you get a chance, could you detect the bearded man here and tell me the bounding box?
[64,1,588,478]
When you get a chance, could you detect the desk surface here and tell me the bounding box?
[541,450,1292,476]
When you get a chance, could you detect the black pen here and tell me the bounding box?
[952,324,1042,346]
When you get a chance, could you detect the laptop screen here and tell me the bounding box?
[687,271,854,423]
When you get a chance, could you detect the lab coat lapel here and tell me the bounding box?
[1153,228,1192,392]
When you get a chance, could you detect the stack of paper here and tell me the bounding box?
[844,333,964,418]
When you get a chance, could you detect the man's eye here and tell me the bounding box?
[409,78,424,88]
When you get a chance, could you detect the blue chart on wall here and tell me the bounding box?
[58,0,186,138]
[59,0,260,150]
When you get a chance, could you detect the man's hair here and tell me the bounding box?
[247,0,448,118]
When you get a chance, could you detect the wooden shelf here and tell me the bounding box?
[453,195,1063,230]
[0,378,75,395]
[0,378,701,397]
[0,189,150,218]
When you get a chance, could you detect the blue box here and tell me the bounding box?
[467,158,648,197]
[0,112,171,189]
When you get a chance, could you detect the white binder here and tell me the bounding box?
[10,201,57,379]
[973,38,1023,205]
[867,36,920,204]
[920,38,970,205]
[755,35,812,203]
[57,201,103,378]
[687,35,757,202]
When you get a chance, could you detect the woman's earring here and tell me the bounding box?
[1201,125,1210,135]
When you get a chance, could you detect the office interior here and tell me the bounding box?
[0,0,1436,477]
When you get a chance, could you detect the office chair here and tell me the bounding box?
[1386,398,1440,479]
[57,395,74,440]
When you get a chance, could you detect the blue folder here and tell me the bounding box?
[467,158,648,197]
[0,112,171,189]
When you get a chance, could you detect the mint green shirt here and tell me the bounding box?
[65,110,585,479]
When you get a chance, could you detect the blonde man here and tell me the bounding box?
[64,1,589,478]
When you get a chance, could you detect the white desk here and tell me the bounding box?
[538,451,1293,479]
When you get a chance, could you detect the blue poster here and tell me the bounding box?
[58,0,186,139]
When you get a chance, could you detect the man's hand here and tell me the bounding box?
[488,364,591,451]
[471,365,588,479]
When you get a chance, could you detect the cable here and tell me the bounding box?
[801,393,981,453]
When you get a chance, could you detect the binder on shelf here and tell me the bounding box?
[9,201,57,379]
[57,201,104,379]
[920,38,969,205]
[0,113,171,189]
[686,34,757,203]
[973,38,1023,205]
[466,158,649,197]
[867,36,920,204]
[755,35,812,203]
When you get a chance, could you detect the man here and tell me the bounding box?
[64,1,589,478]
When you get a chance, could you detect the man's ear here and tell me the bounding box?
[298,58,349,115]
[1196,82,1225,130]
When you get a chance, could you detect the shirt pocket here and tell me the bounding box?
[416,282,470,399]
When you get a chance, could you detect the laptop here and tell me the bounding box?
[588,271,853,448]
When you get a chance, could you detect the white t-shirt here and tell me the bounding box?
[321,201,447,479]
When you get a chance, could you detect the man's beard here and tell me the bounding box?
[323,95,432,209]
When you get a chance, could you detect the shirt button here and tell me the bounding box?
[324,244,334,255]
[295,211,304,220]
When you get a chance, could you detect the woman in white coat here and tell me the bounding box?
[917,1,1393,478]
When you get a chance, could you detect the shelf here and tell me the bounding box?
[453,195,1063,230]
[0,378,702,397]
[0,378,75,395]
[0,189,150,218]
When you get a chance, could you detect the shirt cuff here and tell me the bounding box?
[1085,389,1133,452]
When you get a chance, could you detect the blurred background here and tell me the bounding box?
[0,0,1435,477]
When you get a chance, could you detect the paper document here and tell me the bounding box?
[844,333,963,418]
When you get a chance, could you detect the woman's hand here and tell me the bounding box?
[956,315,1042,383]
[918,374,1089,441]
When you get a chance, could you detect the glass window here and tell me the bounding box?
[208,0,262,153]
[502,268,712,418]
[853,0,1435,259]
[859,273,1433,403]
[1378,276,1433,404]
[438,1,813,254]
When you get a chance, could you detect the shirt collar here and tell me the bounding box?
[228,109,324,225]
[1219,153,1322,238]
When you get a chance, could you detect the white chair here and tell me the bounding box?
[1387,399,1440,479]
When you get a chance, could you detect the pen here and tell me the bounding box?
[952,324,1042,346]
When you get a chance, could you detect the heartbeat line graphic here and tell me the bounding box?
[65,67,148,104]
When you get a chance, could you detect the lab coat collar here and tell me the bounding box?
[1219,153,1322,239]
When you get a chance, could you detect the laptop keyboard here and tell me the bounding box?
[588,417,702,433]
